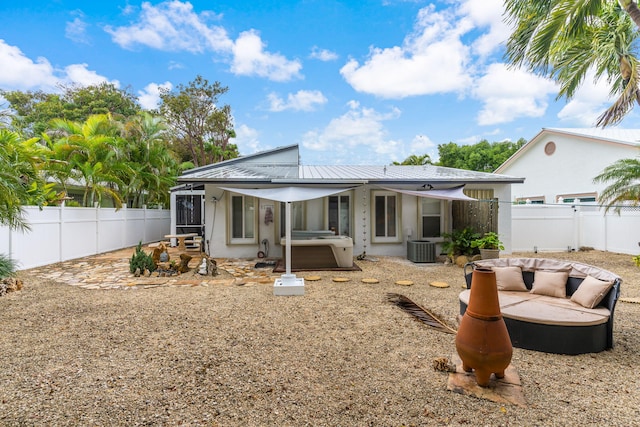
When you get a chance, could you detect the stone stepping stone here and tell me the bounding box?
[430,281,450,288]
[332,277,350,282]
[361,278,379,284]
[395,280,414,286]
[305,275,322,281]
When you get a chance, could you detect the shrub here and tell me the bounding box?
[471,232,505,250]
[129,242,156,275]
[441,227,480,257]
[0,254,18,279]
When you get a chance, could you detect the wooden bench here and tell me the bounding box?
[461,258,621,355]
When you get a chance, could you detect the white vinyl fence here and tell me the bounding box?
[512,204,640,255]
[0,205,171,270]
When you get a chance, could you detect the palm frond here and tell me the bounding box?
[387,293,457,334]
[596,55,640,127]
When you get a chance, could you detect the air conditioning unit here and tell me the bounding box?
[407,240,436,263]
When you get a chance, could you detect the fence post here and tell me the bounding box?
[59,203,64,263]
[572,202,581,251]
[143,204,147,244]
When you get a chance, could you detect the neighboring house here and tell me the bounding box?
[495,128,640,205]
[172,144,524,260]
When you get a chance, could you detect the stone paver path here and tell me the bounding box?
[26,245,278,290]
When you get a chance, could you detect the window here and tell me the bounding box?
[279,201,306,237]
[557,193,597,204]
[516,196,545,204]
[419,198,442,238]
[372,191,400,242]
[229,194,257,243]
[327,194,351,236]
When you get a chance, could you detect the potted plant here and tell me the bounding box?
[471,232,505,259]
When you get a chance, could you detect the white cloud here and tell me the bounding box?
[104,1,301,82]
[231,124,263,154]
[458,0,509,57]
[104,1,232,53]
[0,39,58,90]
[0,40,118,92]
[138,81,172,110]
[267,90,327,112]
[64,64,118,87]
[340,5,472,98]
[231,30,302,81]
[309,46,338,61]
[409,134,436,154]
[301,101,404,164]
[557,70,613,126]
[65,12,91,45]
[473,63,558,125]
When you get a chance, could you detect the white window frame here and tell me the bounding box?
[227,193,258,244]
[276,201,307,239]
[371,190,401,243]
[418,198,444,239]
[516,196,545,204]
[324,191,353,236]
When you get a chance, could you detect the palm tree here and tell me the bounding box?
[593,157,640,211]
[46,114,125,208]
[0,129,43,229]
[504,0,640,127]
[392,154,432,165]
[119,113,180,208]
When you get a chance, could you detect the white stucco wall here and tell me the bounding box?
[499,132,638,203]
[200,183,515,259]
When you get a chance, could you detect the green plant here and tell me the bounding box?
[129,241,156,274]
[471,232,505,251]
[633,254,640,268]
[0,253,18,279]
[441,227,480,258]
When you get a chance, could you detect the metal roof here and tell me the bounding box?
[178,163,522,185]
[177,143,523,185]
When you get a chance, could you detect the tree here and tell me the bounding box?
[436,139,526,172]
[504,0,640,127]
[0,129,47,229]
[593,157,640,211]
[160,75,238,167]
[1,83,140,137]
[46,114,125,208]
[119,113,182,208]
[392,154,432,165]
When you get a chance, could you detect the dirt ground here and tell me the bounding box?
[0,249,639,426]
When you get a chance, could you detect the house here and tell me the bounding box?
[172,144,524,261]
[495,128,640,205]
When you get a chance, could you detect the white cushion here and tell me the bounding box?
[571,275,614,309]
[531,270,569,298]
[492,266,528,291]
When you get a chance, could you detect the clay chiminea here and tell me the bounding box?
[455,266,512,387]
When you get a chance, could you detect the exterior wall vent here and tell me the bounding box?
[407,240,436,263]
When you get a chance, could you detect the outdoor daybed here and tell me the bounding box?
[460,258,621,355]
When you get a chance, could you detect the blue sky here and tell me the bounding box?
[1,0,637,165]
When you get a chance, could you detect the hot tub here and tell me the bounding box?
[281,236,354,268]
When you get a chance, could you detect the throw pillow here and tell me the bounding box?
[570,275,614,309]
[530,270,569,298]
[492,266,528,291]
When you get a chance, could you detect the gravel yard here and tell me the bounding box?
[1,250,639,426]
